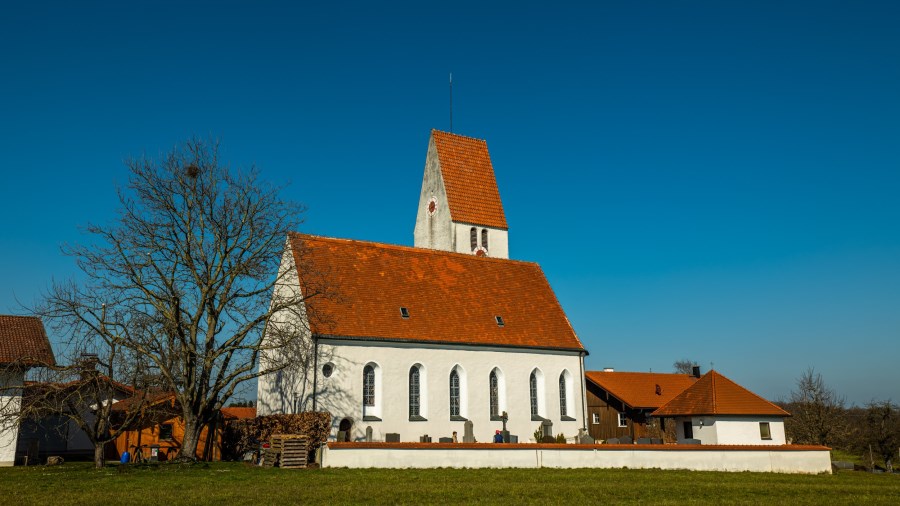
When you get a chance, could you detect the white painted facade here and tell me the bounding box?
[259,338,586,444]
[0,369,24,466]
[413,136,509,259]
[674,416,787,445]
[321,444,832,474]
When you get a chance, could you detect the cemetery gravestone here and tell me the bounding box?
[463,420,475,443]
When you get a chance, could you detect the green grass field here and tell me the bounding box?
[1,462,898,505]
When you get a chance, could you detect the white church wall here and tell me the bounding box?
[257,243,317,416]
[413,138,453,252]
[451,222,509,259]
[294,339,584,444]
[0,369,24,466]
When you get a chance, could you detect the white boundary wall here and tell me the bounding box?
[321,444,832,475]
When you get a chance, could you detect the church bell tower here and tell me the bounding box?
[413,130,509,259]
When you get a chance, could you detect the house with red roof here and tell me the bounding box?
[111,393,256,462]
[584,369,700,442]
[258,130,588,443]
[0,315,56,466]
[651,370,790,445]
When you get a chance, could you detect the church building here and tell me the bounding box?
[258,130,588,443]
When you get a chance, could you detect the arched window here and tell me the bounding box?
[559,372,568,417]
[363,365,375,407]
[470,227,478,251]
[450,369,461,417]
[529,371,539,417]
[362,363,382,420]
[489,370,499,418]
[481,229,489,250]
[409,366,421,418]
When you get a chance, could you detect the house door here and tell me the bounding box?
[338,418,352,442]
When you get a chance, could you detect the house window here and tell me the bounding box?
[618,412,628,428]
[159,423,173,441]
[470,227,478,251]
[450,369,461,417]
[409,366,421,418]
[759,422,772,440]
[489,370,499,418]
[322,363,334,378]
[592,413,600,425]
[558,373,568,417]
[481,229,489,250]
[683,421,694,440]
[529,371,539,417]
[363,365,375,407]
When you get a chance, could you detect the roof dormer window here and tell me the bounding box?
[495,316,504,327]
[400,307,410,319]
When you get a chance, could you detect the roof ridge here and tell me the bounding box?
[431,128,487,144]
[290,232,538,267]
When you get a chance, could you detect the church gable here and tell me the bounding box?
[289,233,583,352]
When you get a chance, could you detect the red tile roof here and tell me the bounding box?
[652,370,790,417]
[110,390,176,412]
[0,315,56,366]
[431,130,508,229]
[222,406,256,420]
[585,371,699,409]
[291,234,584,352]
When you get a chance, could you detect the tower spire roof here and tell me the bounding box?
[431,129,507,229]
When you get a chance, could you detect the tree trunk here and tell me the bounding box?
[94,442,105,469]
[179,416,203,461]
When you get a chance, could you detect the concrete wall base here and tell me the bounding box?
[322,443,832,474]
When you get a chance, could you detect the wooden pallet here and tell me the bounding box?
[270,434,309,469]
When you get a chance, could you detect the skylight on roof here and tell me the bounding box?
[400,307,410,319]
[495,316,504,327]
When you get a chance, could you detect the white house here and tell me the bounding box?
[0,315,56,466]
[651,370,790,445]
[258,130,588,443]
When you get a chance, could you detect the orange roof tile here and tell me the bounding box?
[291,233,584,352]
[222,406,256,420]
[0,315,56,366]
[652,370,790,417]
[585,371,699,409]
[432,130,508,229]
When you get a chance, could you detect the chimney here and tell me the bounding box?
[79,353,99,379]
[691,365,701,378]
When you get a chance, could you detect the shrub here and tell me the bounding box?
[222,412,332,462]
[555,433,567,444]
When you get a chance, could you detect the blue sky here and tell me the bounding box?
[1,1,898,404]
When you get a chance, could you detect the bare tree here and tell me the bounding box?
[785,368,850,447]
[37,139,320,461]
[14,359,153,468]
[861,400,899,472]
[672,359,698,375]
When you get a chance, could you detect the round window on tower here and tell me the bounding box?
[427,196,437,216]
[322,363,334,378]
